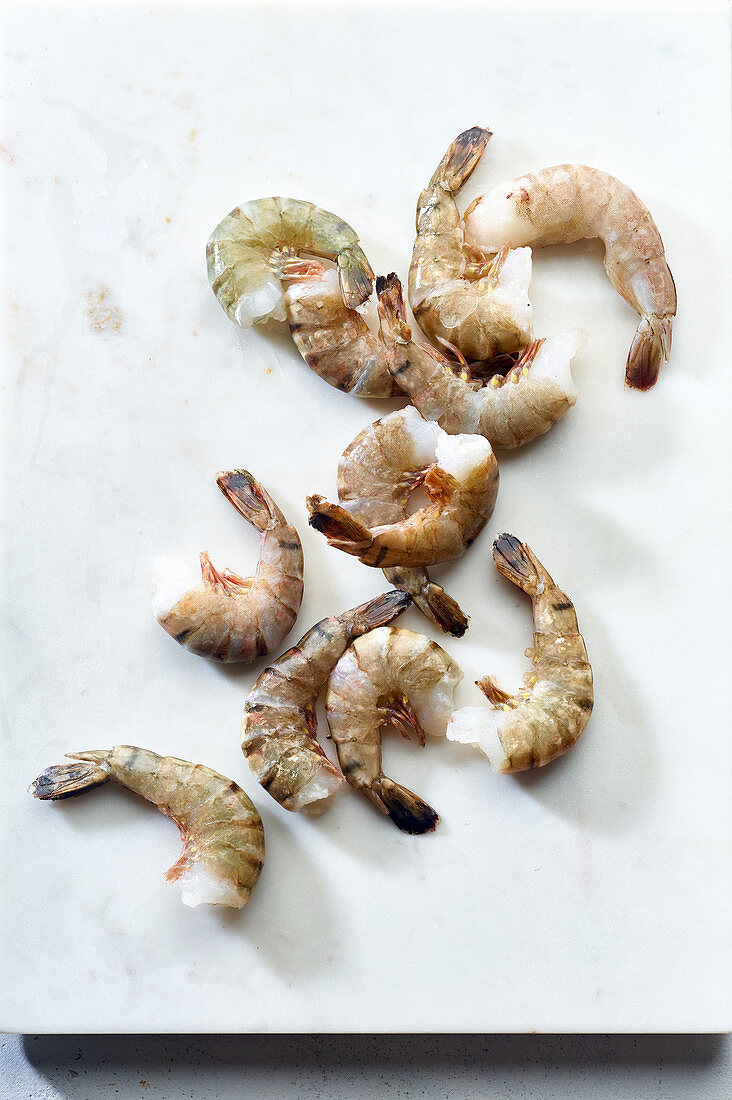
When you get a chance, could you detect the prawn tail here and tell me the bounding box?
[384,566,469,637]
[430,125,492,193]
[492,533,541,596]
[368,777,439,835]
[626,313,672,391]
[376,273,412,342]
[337,245,375,310]
[419,582,470,637]
[306,495,373,555]
[216,469,284,530]
[348,589,413,634]
[30,753,111,800]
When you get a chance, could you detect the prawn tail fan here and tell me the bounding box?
[626,313,672,391]
[376,273,412,343]
[306,496,373,555]
[349,589,413,633]
[431,125,492,193]
[369,777,439,835]
[216,469,284,531]
[337,245,375,310]
[492,533,541,596]
[30,754,111,800]
[414,581,469,638]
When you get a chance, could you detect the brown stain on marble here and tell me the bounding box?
[83,286,124,332]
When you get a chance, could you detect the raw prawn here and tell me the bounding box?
[207,196,374,325]
[447,534,593,772]
[320,402,477,634]
[380,273,587,448]
[31,746,265,909]
[153,470,303,663]
[463,164,676,389]
[326,627,462,834]
[241,589,411,813]
[409,127,533,361]
[307,406,499,568]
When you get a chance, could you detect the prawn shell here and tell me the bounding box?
[207,197,373,325]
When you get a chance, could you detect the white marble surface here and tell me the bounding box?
[1,2,730,1034]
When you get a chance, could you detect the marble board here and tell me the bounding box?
[1,1,730,1032]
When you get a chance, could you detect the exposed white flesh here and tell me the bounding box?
[151,557,197,622]
[234,276,287,327]
[464,186,536,252]
[446,706,510,773]
[292,767,345,814]
[399,404,494,484]
[492,245,533,341]
[177,862,250,909]
[526,327,588,402]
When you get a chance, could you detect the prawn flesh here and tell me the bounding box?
[409,127,533,361]
[242,589,411,813]
[153,470,303,662]
[447,534,593,771]
[327,627,463,834]
[31,746,265,909]
[464,164,676,390]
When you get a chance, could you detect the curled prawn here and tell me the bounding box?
[153,470,303,663]
[31,746,265,909]
[326,627,463,834]
[408,127,533,362]
[307,406,499,569]
[447,534,593,772]
[311,400,473,636]
[379,274,587,449]
[464,163,676,390]
[207,198,401,397]
[242,589,411,814]
[207,196,374,324]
